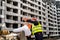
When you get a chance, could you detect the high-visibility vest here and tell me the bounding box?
[32,22,43,35]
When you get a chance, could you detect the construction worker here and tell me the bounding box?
[26,17,43,40]
[31,17,43,40]
[13,17,31,40]
[22,17,43,40]
[22,17,32,40]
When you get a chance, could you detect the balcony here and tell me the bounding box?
[43,35,48,37]
[12,0,19,2]
[20,8,39,16]
[6,3,18,9]
[5,19,19,23]
[57,8,60,10]
[6,28,13,31]
[6,3,12,8]
[28,4,39,11]
[5,19,14,23]
[27,0,39,6]
[6,11,19,16]
[49,30,58,32]
[50,34,59,36]
[49,26,57,28]
[21,1,39,11]
[20,1,28,7]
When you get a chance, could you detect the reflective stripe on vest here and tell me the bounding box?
[32,22,43,35]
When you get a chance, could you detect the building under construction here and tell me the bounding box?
[0,0,58,38]
[56,0,60,37]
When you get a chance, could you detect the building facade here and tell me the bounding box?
[45,0,58,37]
[0,0,5,30]
[1,0,58,37]
[56,0,60,37]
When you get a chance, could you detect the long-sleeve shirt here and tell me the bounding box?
[13,25,31,36]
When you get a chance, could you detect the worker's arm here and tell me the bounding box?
[13,27,23,32]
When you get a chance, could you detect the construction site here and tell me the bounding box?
[0,0,60,40]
